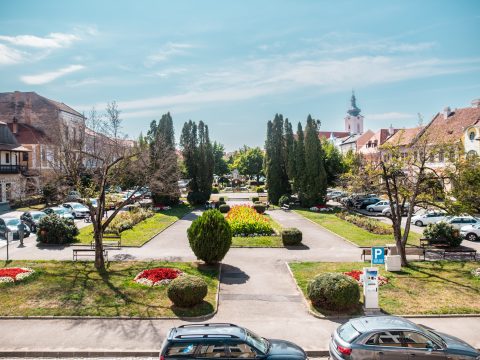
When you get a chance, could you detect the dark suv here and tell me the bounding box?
[160,323,307,359]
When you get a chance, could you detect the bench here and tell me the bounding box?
[281,204,290,211]
[361,247,425,261]
[426,246,477,260]
[90,234,121,249]
[73,248,108,262]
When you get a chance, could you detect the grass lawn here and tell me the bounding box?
[231,214,283,247]
[295,209,421,247]
[76,204,192,246]
[15,203,48,212]
[0,260,218,317]
[289,261,480,316]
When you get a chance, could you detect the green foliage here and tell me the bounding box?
[226,206,273,236]
[187,191,210,205]
[213,142,229,176]
[278,195,290,207]
[336,211,393,235]
[106,208,154,234]
[294,122,306,197]
[187,210,232,264]
[251,196,259,202]
[307,273,360,311]
[448,157,480,215]
[211,186,219,194]
[233,147,264,182]
[219,204,230,213]
[253,204,266,214]
[284,119,296,179]
[255,186,265,193]
[322,138,347,186]
[423,222,463,247]
[37,215,79,244]
[281,228,302,246]
[167,275,208,307]
[152,194,178,206]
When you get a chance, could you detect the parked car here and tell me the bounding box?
[160,323,307,360]
[460,224,480,242]
[20,211,47,232]
[382,203,411,217]
[411,211,447,227]
[329,315,480,360]
[0,217,31,239]
[43,207,75,221]
[366,200,390,212]
[327,191,345,201]
[442,216,480,230]
[356,197,381,209]
[65,190,82,202]
[62,202,90,218]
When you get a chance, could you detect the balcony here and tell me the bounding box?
[0,165,28,174]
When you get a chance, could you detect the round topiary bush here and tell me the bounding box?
[253,203,266,214]
[37,214,79,244]
[256,186,264,193]
[187,209,232,264]
[307,273,360,311]
[278,194,290,207]
[219,204,230,213]
[167,274,208,307]
[211,187,219,194]
[424,222,463,247]
[251,196,259,203]
[281,228,302,246]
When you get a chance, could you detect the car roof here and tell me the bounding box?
[168,323,247,342]
[350,316,420,333]
[28,211,46,215]
[1,217,17,221]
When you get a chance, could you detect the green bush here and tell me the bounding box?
[251,196,259,203]
[256,186,264,193]
[211,187,219,194]
[219,197,225,202]
[10,195,45,209]
[281,228,302,246]
[279,195,290,207]
[307,273,360,311]
[187,209,232,264]
[187,191,210,205]
[219,204,230,213]
[152,193,179,206]
[215,201,226,209]
[37,214,79,244]
[167,275,208,307]
[253,203,266,214]
[106,207,154,234]
[424,222,462,247]
[335,211,393,235]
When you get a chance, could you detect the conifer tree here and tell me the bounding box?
[284,118,295,179]
[294,122,306,199]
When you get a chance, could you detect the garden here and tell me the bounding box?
[0,260,219,318]
[289,261,480,316]
[295,208,421,247]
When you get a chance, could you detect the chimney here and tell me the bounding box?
[442,106,452,119]
[388,124,394,136]
[12,117,18,134]
[472,98,480,108]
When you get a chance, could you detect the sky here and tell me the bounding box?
[1,0,479,151]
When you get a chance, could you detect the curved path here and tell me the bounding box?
[0,209,479,354]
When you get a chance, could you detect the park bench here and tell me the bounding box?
[73,248,108,262]
[90,233,121,249]
[361,247,425,261]
[426,245,477,260]
[281,203,290,211]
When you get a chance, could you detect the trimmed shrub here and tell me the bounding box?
[256,186,264,193]
[226,205,273,236]
[152,194,179,207]
[106,207,154,234]
[219,204,230,213]
[307,273,360,311]
[37,214,79,244]
[253,203,266,214]
[281,228,302,246]
[336,211,393,235]
[279,194,290,207]
[211,187,219,194]
[219,197,225,202]
[167,275,208,307]
[187,191,210,205]
[251,196,259,203]
[424,222,462,247]
[215,200,226,209]
[187,210,232,264]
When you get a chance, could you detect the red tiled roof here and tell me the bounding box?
[383,127,425,147]
[8,123,50,145]
[318,131,350,138]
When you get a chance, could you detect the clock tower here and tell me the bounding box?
[344,91,364,135]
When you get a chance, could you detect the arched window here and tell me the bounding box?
[469,131,476,141]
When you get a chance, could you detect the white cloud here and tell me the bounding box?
[0,43,25,65]
[366,112,416,121]
[20,64,85,85]
[0,32,80,49]
[145,42,196,66]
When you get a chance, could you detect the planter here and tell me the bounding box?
[385,255,402,272]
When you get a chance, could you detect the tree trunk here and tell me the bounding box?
[93,227,105,270]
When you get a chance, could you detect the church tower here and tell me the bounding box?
[344,91,364,134]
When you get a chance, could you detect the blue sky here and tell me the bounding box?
[1,0,479,150]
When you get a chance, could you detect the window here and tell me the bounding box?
[196,342,227,358]
[366,331,404,347]
[23,152,29,161]
[226,343,257,358]
[5,153,9,164]
[470,131,476,141]
[165,342,197,356]
[402,331,433,349]
[438,151,444,163]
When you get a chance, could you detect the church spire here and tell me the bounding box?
[348,90,361,116]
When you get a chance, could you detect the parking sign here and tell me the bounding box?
[371,247,385,265]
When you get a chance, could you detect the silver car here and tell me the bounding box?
[330,316,479,359]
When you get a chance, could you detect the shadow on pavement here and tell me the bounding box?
[220,263,250,285]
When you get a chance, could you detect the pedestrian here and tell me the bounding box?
[17,222,27,247]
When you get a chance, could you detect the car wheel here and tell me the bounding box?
[466,233,479,241]
[415,220,423,227]
[72,212,77,218]
[368,208,374,212]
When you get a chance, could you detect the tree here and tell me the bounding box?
[264,114,290,204]
[234,147,264,183]
[303,115,328,207]
[213,142,228,176]
[322,138,347,187]
[448,155,480,215]
[284,119,295,179]
[293,122,306,197]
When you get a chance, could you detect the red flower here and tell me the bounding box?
[135,267,182,285]
[0,268,29,280]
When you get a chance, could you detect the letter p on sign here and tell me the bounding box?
[371,247,385,265]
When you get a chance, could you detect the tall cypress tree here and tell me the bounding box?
[180,120,199,193]
[303,115,327,206]
[294,122,306,199]
[284,118,295,179]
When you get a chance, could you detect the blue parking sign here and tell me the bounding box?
[371,247,385,265]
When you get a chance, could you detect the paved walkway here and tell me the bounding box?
[0,209,479,354]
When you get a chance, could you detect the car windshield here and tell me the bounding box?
[54,209,66,215]
[245,329,269,354]
[72,204,86,209]
[32,213,45,220]
[337,323,361,342]
[6,219,21,226]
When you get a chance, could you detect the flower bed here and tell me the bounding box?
[310,204,335,212]
[226,205,274,236]
[344,270,389,286]
[0,267,35,283]
[336,211,393,235]
[106,207,154,234]
[134,267,183,286]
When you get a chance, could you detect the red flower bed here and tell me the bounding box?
[134,267,182,286]
[344,270,389,286]
[0,267,35,283]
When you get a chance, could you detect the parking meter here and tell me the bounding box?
[6,231,13,261]
[363,267,379,309]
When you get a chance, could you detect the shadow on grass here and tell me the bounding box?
[170,300,215,319]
